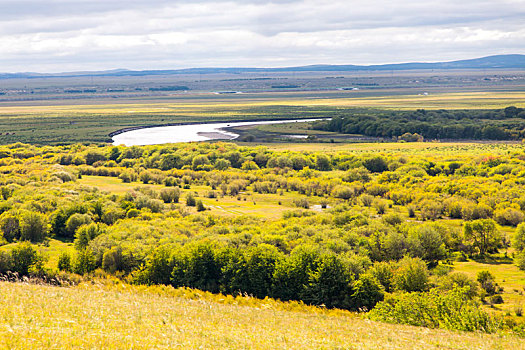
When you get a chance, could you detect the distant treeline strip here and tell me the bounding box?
[313,107,525,140]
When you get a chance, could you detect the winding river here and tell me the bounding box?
[112,118,325,146]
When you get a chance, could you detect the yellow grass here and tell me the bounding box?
[454,261,525,315]
[0,281,521,349]
[77,176,318,219]
[0,91,524,117]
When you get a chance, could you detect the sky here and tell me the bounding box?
[0,0,524,72]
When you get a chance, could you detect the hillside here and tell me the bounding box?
[1,54,524,79]
[0,281,520,349]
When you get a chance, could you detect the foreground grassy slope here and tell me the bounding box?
[0,282,521,349]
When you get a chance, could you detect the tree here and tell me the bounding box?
[57,252,72,272]
[10,242,44,276]
[351,274,384,311]
[65,213,92,237]
[463,219,502,255]
[74,223,105,250]
[0,212,20,242]
[407,226,446,266]
[315,154,331,171]
[513,222,525,252]
[20,211,49,243]
[73,249,97,275]
[393,256,429,292]
[301,253,354,309]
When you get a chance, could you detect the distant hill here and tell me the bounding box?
[1,54,524,79]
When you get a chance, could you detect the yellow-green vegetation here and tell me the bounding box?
[2,141,525,341]
[0,91,524,144]
[0,281,521,350]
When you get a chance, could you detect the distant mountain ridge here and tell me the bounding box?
[1,54,524,79]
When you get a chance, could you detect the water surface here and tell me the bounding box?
[112,118,324,146]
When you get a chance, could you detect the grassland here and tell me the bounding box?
[0,90,524,144]
[0,281,521,349]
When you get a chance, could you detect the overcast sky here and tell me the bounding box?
[1,0,524,72]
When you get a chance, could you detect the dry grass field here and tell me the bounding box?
[0,281,522,350]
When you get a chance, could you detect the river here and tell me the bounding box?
[112,118,325,146]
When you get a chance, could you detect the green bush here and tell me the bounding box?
[20,211,49,243]
[73,249,97,275]
[10,242,45,276]
[393,256,429,292]
[368,287,497,333]
[65,213,92,238]
[57,252,72,272]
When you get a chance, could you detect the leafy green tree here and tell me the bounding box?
[273,245,321,301]
[301,253,354,309]
[393,256,429,292]
[134,246,176,285]
[181,241,224,293]
[226,244,282,299]
[73,249,97,275]
[463,219,502,255]
[10,242,44,276]
[513,222,525,251]
[57,252,72,272]
[0,211,20,242]
[407,226,446,266]
[74,223,105,250]
[20,211,49,243]
[351,273,384,311]
[65,213,92,238]
[102,246,136,274]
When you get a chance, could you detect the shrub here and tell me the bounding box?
[10,242,44,276]
[74,223,106,250]
[160,188,181,203]
[65,213,92,238]
[293,198,309,209]
[438,272,478,299]
[0,212,20,242]
[20,211,49,243]
[73,249,97,275]
[363,156,388,173]
[351,274,384,311]
[494,208,524,227]
[186,193,196,207]
[477,270,497,295]
[513,222,525,251]
[101,207,125,225]
[368,261,395,292]
[489,295,504,305]
[393,256,429,292]
[57,252,72,272]
[196,200,206,212]
[102,246,136,274]
[368,287,496,333]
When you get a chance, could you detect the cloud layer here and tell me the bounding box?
[1,0,524,72]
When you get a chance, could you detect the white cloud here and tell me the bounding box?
[0,0,523,72]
